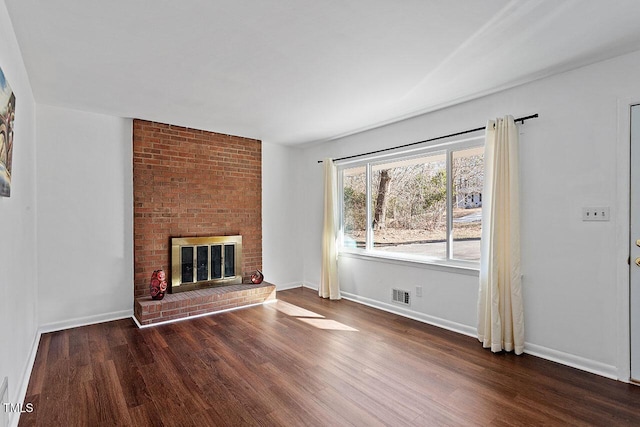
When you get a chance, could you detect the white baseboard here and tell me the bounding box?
[302,281,318,291]
[10,328,41,427]
[39,309,134,334]
[524,342,619,381]
[276,282,305,291]
[1,376,7,427]
[10,309,133,426]
[340,291,476,338]
[340,290,621,381]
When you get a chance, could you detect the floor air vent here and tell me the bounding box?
[392,289,410,305]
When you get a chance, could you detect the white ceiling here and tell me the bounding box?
[6,0,640,145]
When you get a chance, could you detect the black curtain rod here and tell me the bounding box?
[317,113,539,164]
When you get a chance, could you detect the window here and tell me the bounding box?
[339,138,484,266]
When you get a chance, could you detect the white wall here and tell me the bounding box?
[298,49,640,379]
[36,105,133,329]
[0,0,38,423]
[262,141,304,289]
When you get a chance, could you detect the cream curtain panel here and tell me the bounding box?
[320,158,340,300]
[477,116,524,354]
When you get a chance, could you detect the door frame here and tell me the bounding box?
[615,97,640,382]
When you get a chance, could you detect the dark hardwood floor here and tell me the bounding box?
[19,287,640,426]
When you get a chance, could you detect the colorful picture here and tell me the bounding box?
[0,66,15,197]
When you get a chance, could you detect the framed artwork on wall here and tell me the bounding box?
[0,66,15,197]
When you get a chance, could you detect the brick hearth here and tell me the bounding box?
[134,282,276,326]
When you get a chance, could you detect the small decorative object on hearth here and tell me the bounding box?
[251,269,264,284]
[150,269,168,300]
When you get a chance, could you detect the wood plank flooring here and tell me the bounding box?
[19,287,640,426]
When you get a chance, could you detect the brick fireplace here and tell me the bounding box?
[132,120,273,325]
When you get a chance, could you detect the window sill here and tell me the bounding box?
[338,249,480,276]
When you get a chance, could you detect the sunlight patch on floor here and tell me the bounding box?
[272,300,324,318]
[272,299,358,331]
[298,318,359,331]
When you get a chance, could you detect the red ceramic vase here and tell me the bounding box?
[251,270,264,284]
[150,269,168,300]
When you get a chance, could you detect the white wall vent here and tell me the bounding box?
[1,377,8,427]
[392,289,410,305]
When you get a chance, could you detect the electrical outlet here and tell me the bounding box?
[582,207,610,221]
[415,286,422,297]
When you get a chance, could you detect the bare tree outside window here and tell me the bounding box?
[371,153,447,258]
[372,169,391,230]
[340,143,484,262]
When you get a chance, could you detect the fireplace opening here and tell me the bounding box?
[171,235,242,293]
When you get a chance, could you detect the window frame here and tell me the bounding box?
[337,133,484,271]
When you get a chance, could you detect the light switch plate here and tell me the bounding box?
[582,207,610,221]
